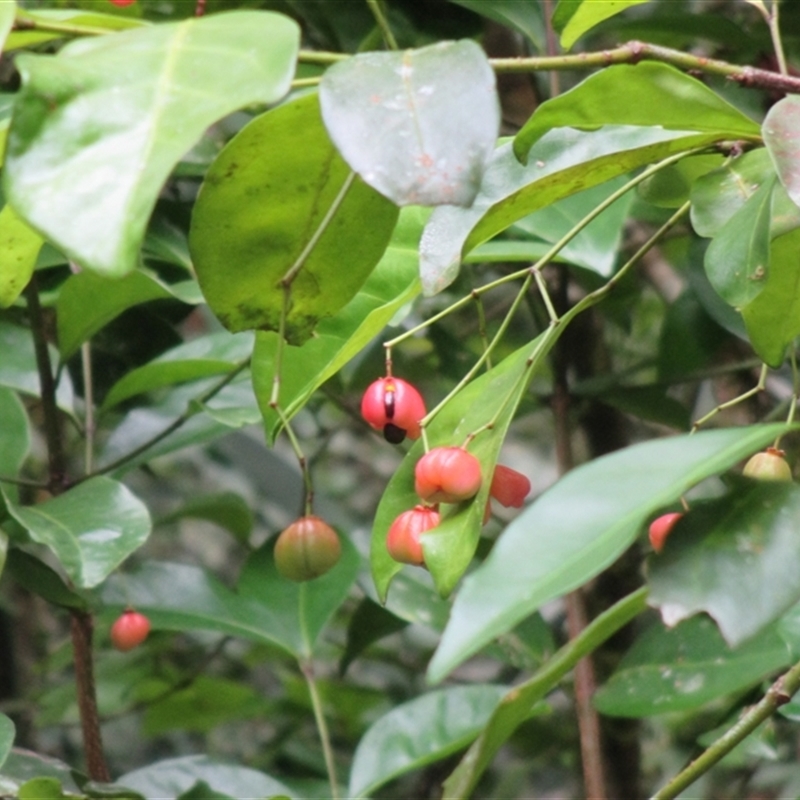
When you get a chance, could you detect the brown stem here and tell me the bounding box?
[552,267,608,800]
[70,611,110,782]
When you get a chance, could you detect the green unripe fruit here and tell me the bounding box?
[743,447,793,482]
[274,516,341,582]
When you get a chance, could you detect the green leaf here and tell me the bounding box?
[0,319,74,412]
[102,331,253,411]
[117,755,297,800]
[742,227,800,366]
[349,685,507,798]
[0,388,30,503]
[0,714,13,772]
[103,533,358,658]
[648,481,800,647]
[514,63,761,163]
[552,0,651,50]
[177,781,235,800]
[4,549,88,611]
[252,206,425,441]
[0,750,83,797]
[319,40,499,207]
[373,339,547,601]
[4,11,300,278]
[159,491,253,543]
[702,177,773,308]
[763,95,800,208]
[339,598,408,675]
[18,778,64,800]
[57,269,200,358]
[639,153,724,210]
[428,424,791,683]
[0,1,15,55]
[421,126,726,295]
[690,149,775,238]
[513,176,633,277]
[143,676,269,736]
[448,1,545,49]
[0,204,43,308]
[190,93,398,345]
[594,615,789,717]
[7,476,151,588]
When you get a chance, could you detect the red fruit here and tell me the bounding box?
[743,447,793,482]
[361,377,426,443]
[386,505,440,565]
[648,512,683,553]
[274,515,341,582]
[110,609,150,652]
[489,464,531,508]
[415,447,482,504]
[108,0,136,5]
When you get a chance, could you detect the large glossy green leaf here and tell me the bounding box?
[742,227,800,366]
[703,177,773,308]
[763,95,800,208]
[57,269,201,358]
[552,0,650,50]
[428,424,791,683]
[117,756,296,800]
[0,204,43,308]
[4,11,300,278]
[448,0,545,49]
[252,206,425,442]
[191,93,398,345]
[340,598,408,676]
[0,320,74,412]
[420,126,723,295]
[319,40,499,207]
[690,149,774,238]
[4,549,87,611]
[103,533,359,658]
[514,63,761,163]
[349,685,507,798]
[373,339,548,601]
[648,481,800,646]
[594,615,789,717]
[7,476,151,588]
[0,714,13,771]
[102,331,254,411]
[513,176,633,277]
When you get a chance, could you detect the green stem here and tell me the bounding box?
[472,291,492,371]
[691,363,768,432]
[768,0,789,76]
[443,587,649,800]
[365,0,398,50]
[651,658,800,800]
[385,147,707,352]
[79,359,250,483]
[302,661,340,800]
[273,405,313,517]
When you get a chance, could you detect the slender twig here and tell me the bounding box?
[273,405,313,517]
[651,659,800,800]
[81,342,95,474]
[365,0,398,50]
[691,364,768,432]
[0,475,50,488]
[302,661,340,800]
[13,12,111,37]
[472,291,492,371]
[78,359,250,483]
[298,42,800,94]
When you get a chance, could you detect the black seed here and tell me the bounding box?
[383,424,406,444]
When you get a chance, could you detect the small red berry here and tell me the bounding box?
[274,515,341,582]
[361,377,426,443]
[489,464,531,508]
[386,505,440,565]
[108,0,136,6]
[648,512,683,553]
[743,447,793,482]
[110,609,150,652]
[415,447,482,504]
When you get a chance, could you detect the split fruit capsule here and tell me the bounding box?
[386,505,441,566]
[414,447,482,504]
[361,377,426,444]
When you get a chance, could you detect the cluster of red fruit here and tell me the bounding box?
[648,447,793,553]
[362,377,530,568]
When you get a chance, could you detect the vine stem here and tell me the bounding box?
[298,41,800,94]
[365,0,398,50]
[302,661,340,800]
[651,658,800,800]
[691,363,768,433]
